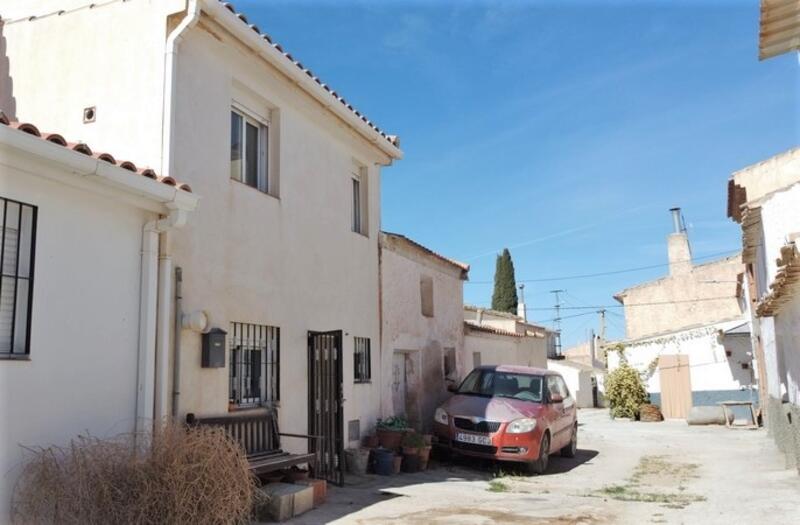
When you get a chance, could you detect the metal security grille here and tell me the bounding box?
[453,418,501,433]
[354,336,371,383]
[0,197,37,357]
[229,323,279,406]
[308,330,344,486]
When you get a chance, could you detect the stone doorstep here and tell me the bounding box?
[295,478,327,507]
[257,482,315,522]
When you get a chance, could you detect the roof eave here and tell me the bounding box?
[202,0,402,161]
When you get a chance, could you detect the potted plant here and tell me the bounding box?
[376,416,410,449]
[363,434,379,448]
[392,454,403,474]
[417,443,432,470]
[401,432,424,456]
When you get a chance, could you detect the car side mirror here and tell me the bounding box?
[447,383,458,393]
[550,393,564,403]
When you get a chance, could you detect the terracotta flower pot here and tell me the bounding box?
[402,446,419,456]
[392,455,403,475]
[417,445,432,470]
[377,428,404,449]
[363,435,380,448]
[422,434,433,446]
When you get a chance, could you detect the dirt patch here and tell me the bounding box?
[358,507,609,524]
[589,455,705,510]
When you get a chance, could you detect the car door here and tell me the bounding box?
[556,376,577,442]
[545,376,568,451]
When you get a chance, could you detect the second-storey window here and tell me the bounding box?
[229,322,279,407]
[230,109,269,194]
[351,165,367,235]
[354,337,371,383]
[1,197,36,359]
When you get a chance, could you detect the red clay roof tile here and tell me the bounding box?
[0,111,192,193]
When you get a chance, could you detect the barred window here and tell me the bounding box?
[229,323,279,406]
[1,197,37,358]
[354,337,371,383]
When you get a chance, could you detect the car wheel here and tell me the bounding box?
[527,432,549,475]
[561,423,577,458]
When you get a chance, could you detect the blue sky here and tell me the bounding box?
[239,0,799,346]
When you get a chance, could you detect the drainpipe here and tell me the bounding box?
[136,208,189,435]
[172,267,183,418]
[161,0,201,177]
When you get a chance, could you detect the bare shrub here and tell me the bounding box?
[11,424,256,525]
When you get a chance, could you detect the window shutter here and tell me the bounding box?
[0,227,19,353]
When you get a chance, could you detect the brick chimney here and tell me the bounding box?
[668,208,692,276]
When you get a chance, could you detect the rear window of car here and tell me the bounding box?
[457,369,544,403]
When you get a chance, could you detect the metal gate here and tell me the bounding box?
[308,330,344,486]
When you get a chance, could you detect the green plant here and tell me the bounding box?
[605,362,649,419]
[401,432,425,448]
[487,479,510,493]
[377,416,409,430]
[491,248,518,313]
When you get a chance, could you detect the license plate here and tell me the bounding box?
[455,432,492,446]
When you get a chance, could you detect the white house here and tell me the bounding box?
[0,116,198,517]
[547,359,603,409]
[1,0,402,485]
[728,147,800,469]
[463,306,550,370]
[379,232,469,432]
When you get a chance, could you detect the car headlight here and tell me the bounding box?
[434,407,449,425]
[506,418,537,434]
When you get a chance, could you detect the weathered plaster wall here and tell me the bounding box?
[0,147,157,519]
[618,255,743,340]
[464,330,548,371]
[379,237,465,433]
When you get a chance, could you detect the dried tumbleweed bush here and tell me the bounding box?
[12,424,257,524]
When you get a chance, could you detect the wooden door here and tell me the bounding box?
[392,352,407,417]
[658,354,692,419]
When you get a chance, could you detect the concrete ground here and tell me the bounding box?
[277,409,800,524]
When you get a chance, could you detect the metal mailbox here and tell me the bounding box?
[201,327,227,368]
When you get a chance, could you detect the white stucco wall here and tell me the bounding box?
[464,330,548,371]
[607,320,755,399]
[547,360,596,408]
[379,236,465,432]
[0,145,158,519]
[2,2,397,451]
[752,183,800,405]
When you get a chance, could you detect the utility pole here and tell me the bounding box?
[597,308,606,344]
[550,289,565,355]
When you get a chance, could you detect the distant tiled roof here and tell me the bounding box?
[218,1,399,149]
[0,112,192,193]
[464,321,524,338]
[382,232,470,275]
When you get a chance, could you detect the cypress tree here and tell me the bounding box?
[491,248,518,313]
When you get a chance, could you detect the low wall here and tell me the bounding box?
[767,397,800,473]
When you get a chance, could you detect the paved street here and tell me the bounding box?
[283,409,800,524]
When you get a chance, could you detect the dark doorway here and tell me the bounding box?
[308,330,344,486]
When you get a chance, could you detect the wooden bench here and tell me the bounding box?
[186,411,319,475]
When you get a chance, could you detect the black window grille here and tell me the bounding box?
[1,197,37,358]
[229,322,279,406]
[354,337,371,383]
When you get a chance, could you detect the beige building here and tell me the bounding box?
[2,0,401,485]
[728,147,800,471]
[614,210,744,341]
[379,233,469,432]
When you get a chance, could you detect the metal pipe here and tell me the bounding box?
[669,207,683,234]
[172,266,183,418]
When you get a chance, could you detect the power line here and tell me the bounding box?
[465,249,740,285]
[519,295,737,311]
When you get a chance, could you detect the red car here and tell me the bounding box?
[433,365,577,474]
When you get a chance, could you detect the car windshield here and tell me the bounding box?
[456,369,544,403]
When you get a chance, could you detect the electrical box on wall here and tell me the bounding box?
[201,327,227,368]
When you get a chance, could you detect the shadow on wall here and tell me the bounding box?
[0,22,16,117]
